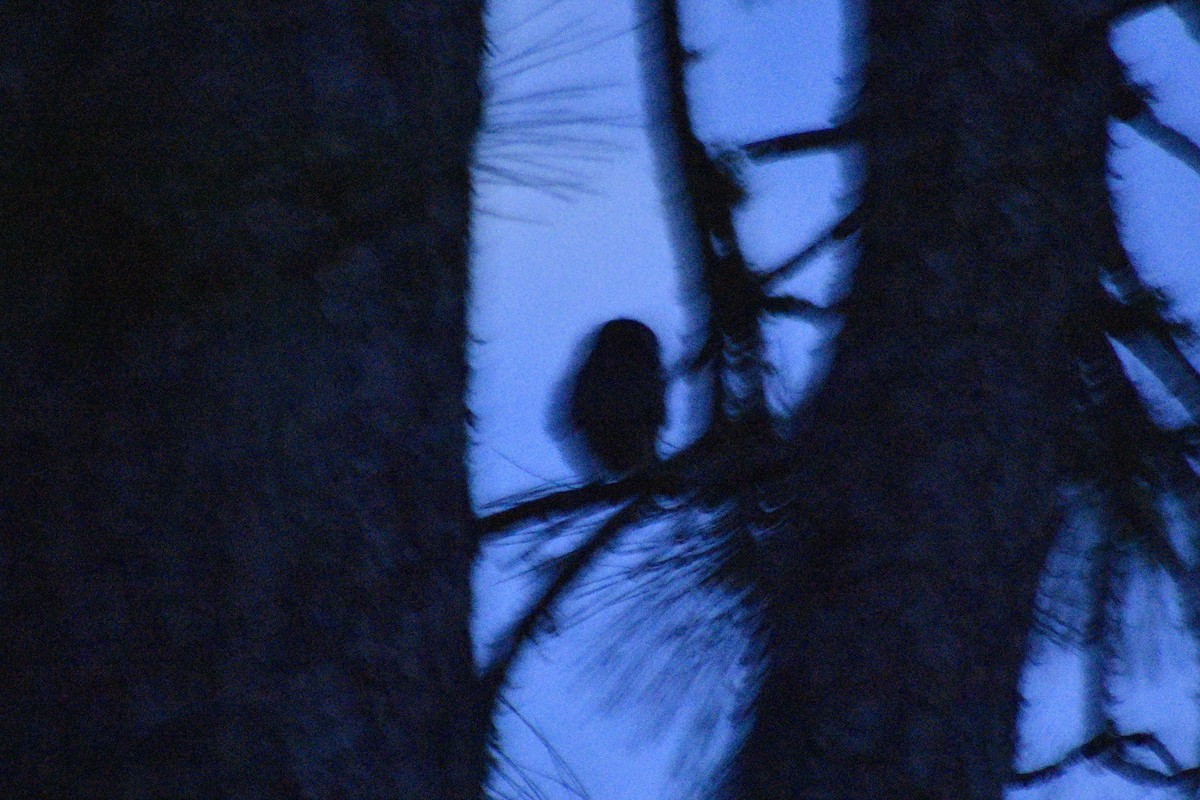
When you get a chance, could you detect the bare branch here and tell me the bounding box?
[476,423,788,538]
[760,295,842,321]
[742,122,861,162]
[1123,732,1186,775]
[480,498,650,698]
[1011,722,1200,789]
[476,474,664,537]
[637,0,769,424]
[757,210,861,289]
[1124,104,1200,176]
[1117,328,1200,423]
[1102,262,1200,424]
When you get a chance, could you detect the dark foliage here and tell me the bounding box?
[0,2,488,797]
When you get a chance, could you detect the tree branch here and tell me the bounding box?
[637,0,769,424]
[1102,261,1200,424]
[480,497,651,700]
[760,294,842,321]
[477,477,648,537]
[1100,288,1192,340]
[1124,103,1200,176]
[742,122,861,161]
[1011,722,1200,789]
[757,210,861,289]
[474,421,790,719]
[1116,328,1200,423]
[476,425,769,537]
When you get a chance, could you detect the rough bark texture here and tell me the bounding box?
[0,2,486,797]
[735,2,1125,798]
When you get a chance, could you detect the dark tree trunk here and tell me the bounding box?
[0,2,486,798]
[736,2,1126,798]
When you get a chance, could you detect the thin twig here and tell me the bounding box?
[481,498,649,699]
[496,696,593,800]
[476,475,650,537]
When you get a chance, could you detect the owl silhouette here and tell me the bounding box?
[563,318,666,477]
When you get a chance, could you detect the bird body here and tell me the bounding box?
[566,318,666,476]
